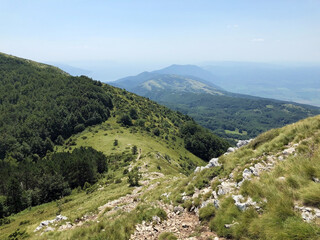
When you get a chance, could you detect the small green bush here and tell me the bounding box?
[7,228,29,240]
[19,220,30,226]
[286,176,300,189]
[174,195,183,204]
[185,184,195,196]
[158,232,177,240]
[127,167,141,187]
[194,177,209,190]
[182,200,193,211]
[199,204,215,222]
[114,178,122,184]
[302,183,320,208]
[83,182,91,190]
[193,197,201,208]
[0,217,11,226]
[132,145,138,155]
[209,197,241,238]
[281,217,320,239]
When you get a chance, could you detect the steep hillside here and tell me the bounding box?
[111,69,320,141]
[165,115,320,239]
[0,52,113,160]
[3,108,319,239]
[0,53,230,239]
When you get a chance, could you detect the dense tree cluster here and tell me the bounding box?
[0,147,107,217]
[0,53,113,160]
[181,121,230,161]
[147,92,320,141]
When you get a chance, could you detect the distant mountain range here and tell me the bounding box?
[202,62,320,107]
[110,66,320,140]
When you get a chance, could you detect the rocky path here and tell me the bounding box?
[130,202,220,240]
[58,169,164,231]
[188,139,320,226]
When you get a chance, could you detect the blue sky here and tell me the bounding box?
[1,0,320,75]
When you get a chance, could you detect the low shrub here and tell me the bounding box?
[158,232,177,240]
[199,203,215,222]
[182,200,193,211]
[302,183,320,208]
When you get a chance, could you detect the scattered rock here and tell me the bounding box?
[58,222,73,231]
[242,168,252,180]
[232,195,258,211]
[213,199,220,209]
[208,158,221,167]
[212,190,218,199]
[182,195,190,202]
[282,147,295,156]
[236,139,252,148]
[200,199,215,209]
[161,192,171,198]
[195,158,221,172]
[217,181,236,196]
[173,206,184,215]
[152,216,161,224]
[295,205,320,222]
[224,222,239,228]
[227,147,236,153]
[130,202,216,240]
[34,215,68,232]
[312,177,320,183]
[56,215,67,221]
[44,227,55,232]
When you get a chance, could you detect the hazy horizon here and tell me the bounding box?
[1,0,320,69]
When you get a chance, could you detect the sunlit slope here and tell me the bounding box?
[168,115,320,239]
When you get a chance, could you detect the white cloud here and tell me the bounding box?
[251,38,265,42]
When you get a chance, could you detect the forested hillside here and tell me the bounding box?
[0,53,229,225]
[152,91,320,140]
[111,70,320,141]
[0,53,113,160]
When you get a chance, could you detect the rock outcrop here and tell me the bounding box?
[34,215,67,232]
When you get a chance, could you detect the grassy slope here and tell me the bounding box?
[1,99,319,240]
[0,53,231,239]
[0,111,205,240]
[169,115,320,239]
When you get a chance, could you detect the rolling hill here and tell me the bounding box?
[110,69,320,141]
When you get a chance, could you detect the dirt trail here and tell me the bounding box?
[60,169,163,231]
[130,202,220,240]
[136,148,142,161]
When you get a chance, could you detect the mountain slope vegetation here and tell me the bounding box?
[1,53,319,240]
[167,114,320,239]
[0,52,230,238]
[111,70,320,141]
[0,52,113,160]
